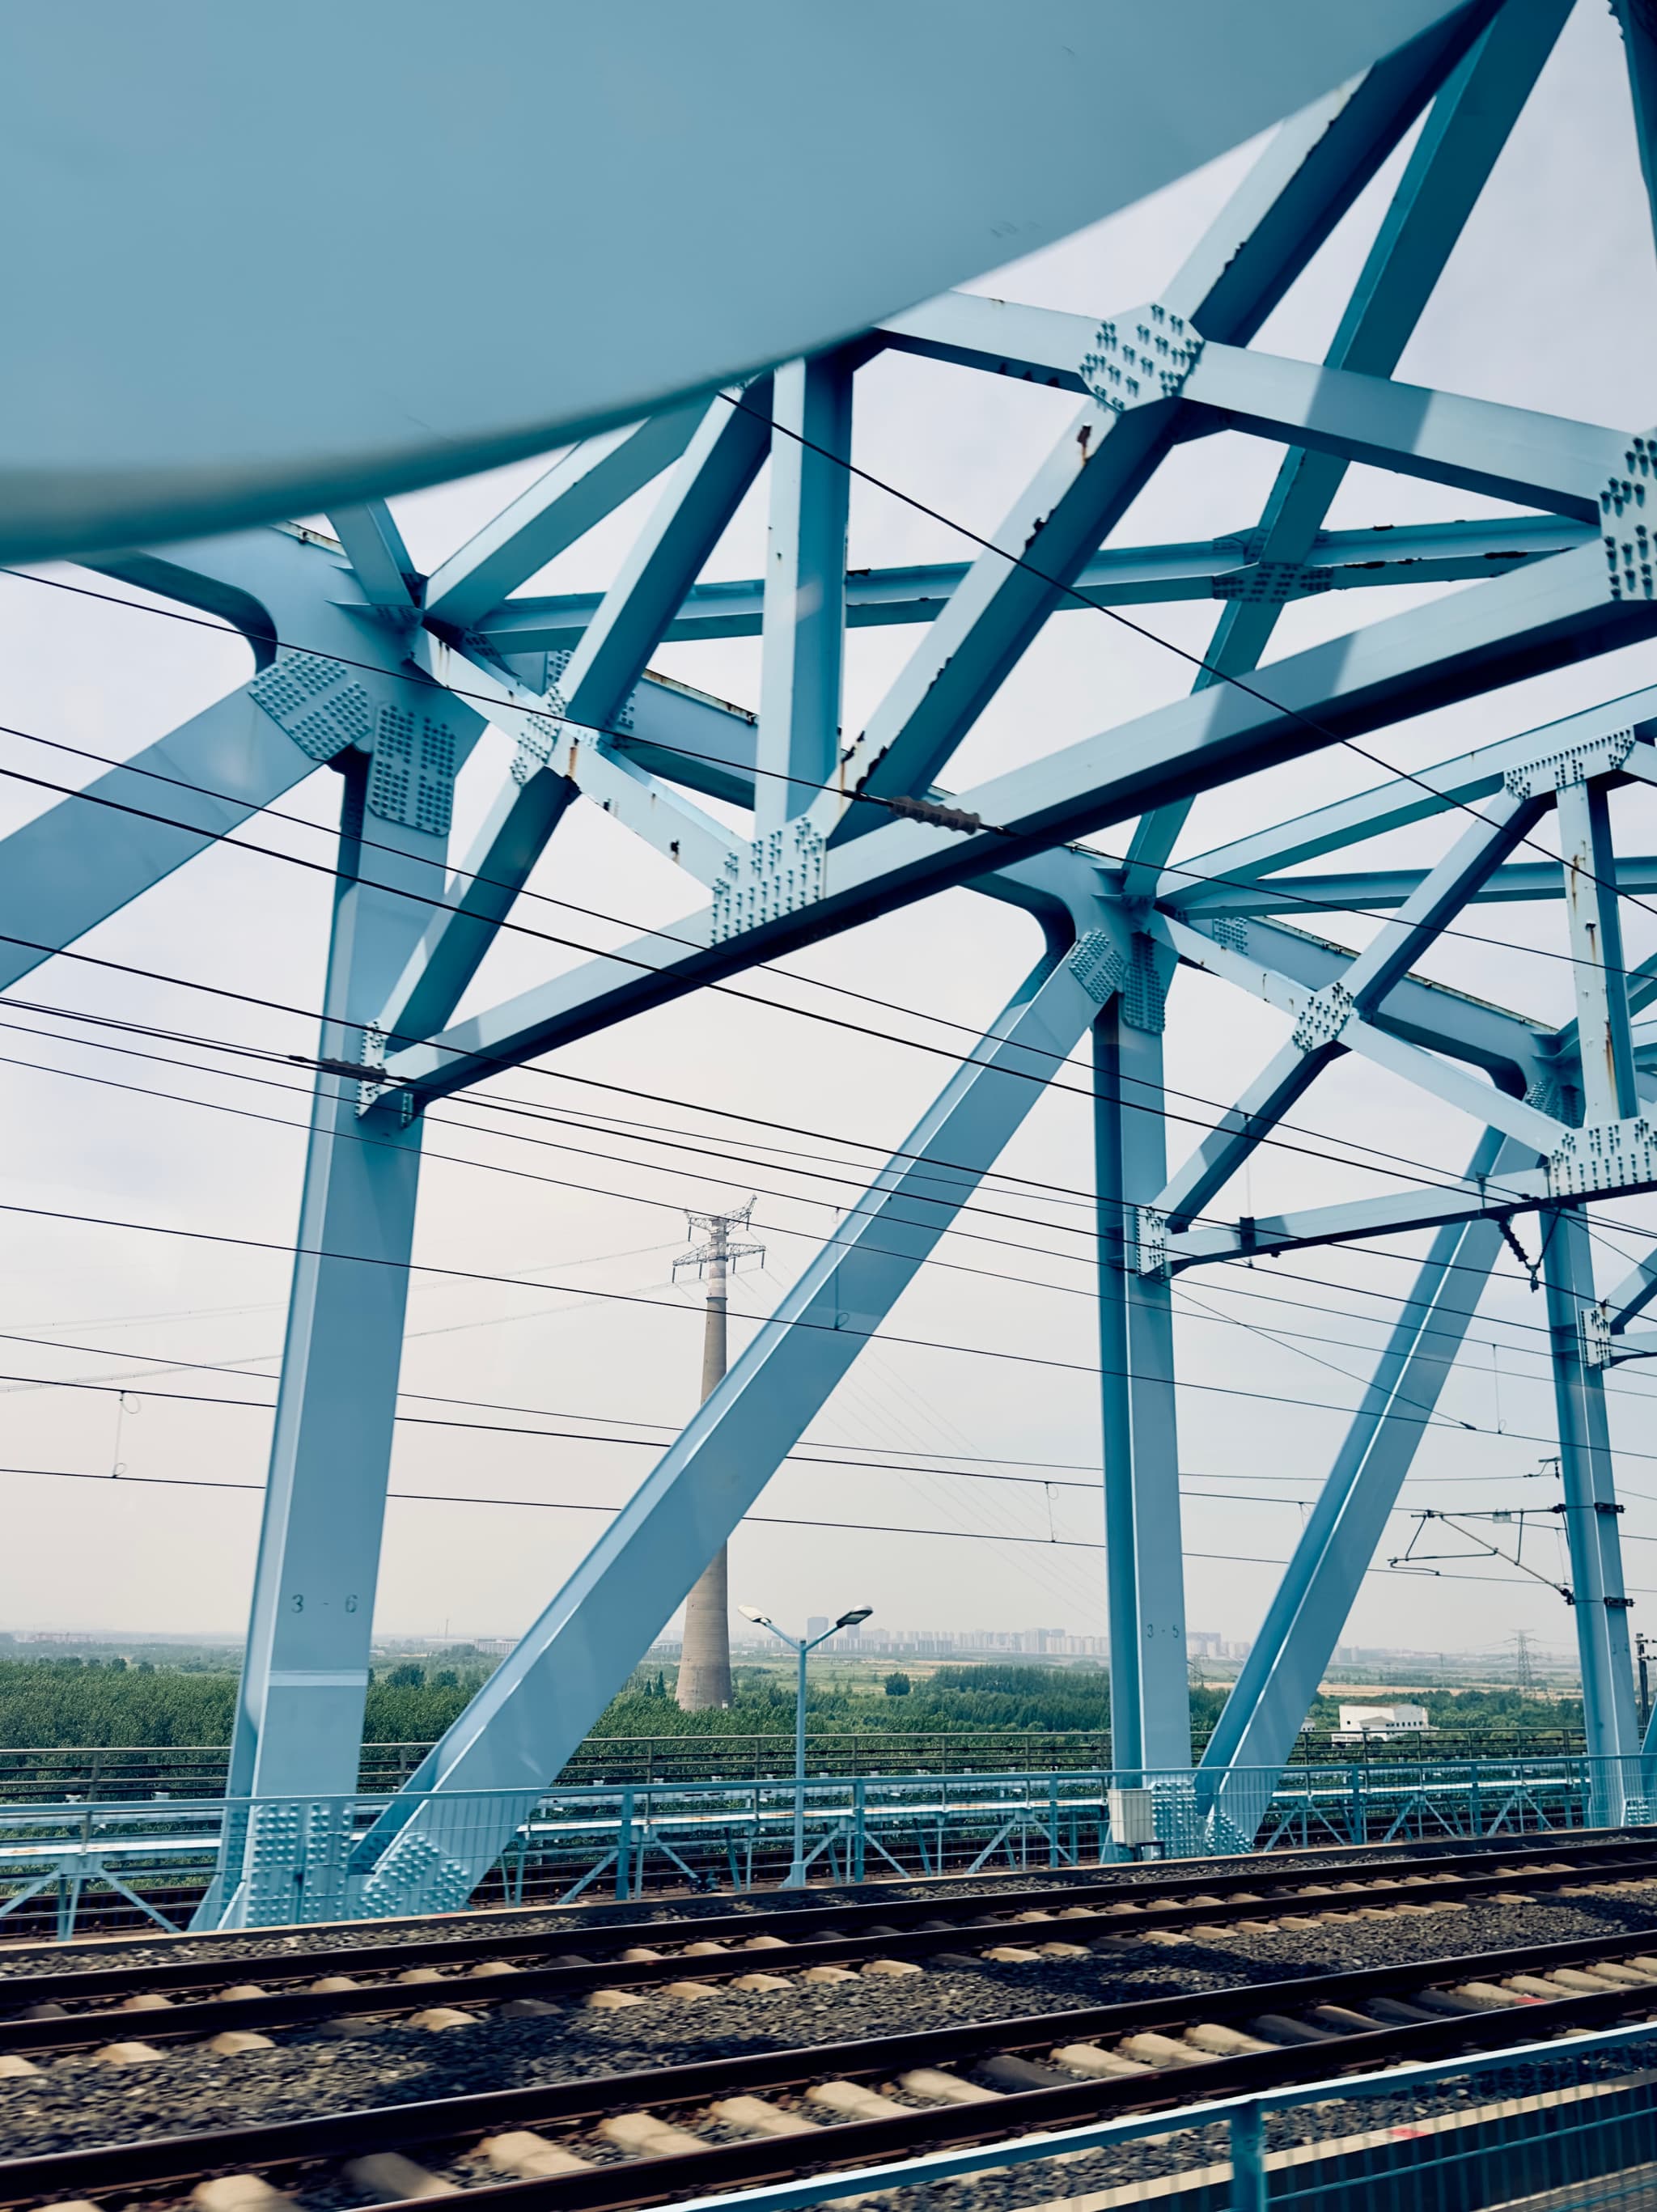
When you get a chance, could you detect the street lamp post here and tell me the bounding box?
[740,1604,872,1887]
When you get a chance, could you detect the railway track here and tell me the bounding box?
[9,1926,1657,2210]
[2,1830,1655,2053]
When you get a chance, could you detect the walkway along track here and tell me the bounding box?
[11,1928,1657,2210]
[4,1832,1656,2051]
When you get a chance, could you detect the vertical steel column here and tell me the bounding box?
[1557,775,1638,1125]
[1196,1132,1511,1829]
[1610,0,1657,253]
[755,354,851,837]
[201,752,451,1924]
[1094,939,1189,1773]
[1542,1203,1640,1799]
[1550,766,1640,1810]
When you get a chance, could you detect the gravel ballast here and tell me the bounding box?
[0,1884,1655,2163]
[0,1832,1615,1981]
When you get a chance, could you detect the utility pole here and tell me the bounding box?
[1513,1629,1536,1696]
[673,1201,764,1710]
[1639,1634,1651,1736]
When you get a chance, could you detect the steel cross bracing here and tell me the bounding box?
[11,0,1657,1918]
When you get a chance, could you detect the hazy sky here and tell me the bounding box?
[1,2,1655,1675]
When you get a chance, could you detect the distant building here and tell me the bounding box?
[806,1617,830,1639]
[1333,1702,1432,1742]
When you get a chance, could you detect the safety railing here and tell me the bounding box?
[656,2015,1657,2212]
[0,1727,1599,1801]
[0,1752,1649,1936]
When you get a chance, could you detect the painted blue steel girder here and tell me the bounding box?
[334,946,1109,1916]
[820,25,1500,841]
[1544,1204,1641,1782]
[1159,689,1657,900]
[1163,855,1657,919]
[1155,784,1551,1231]
[14,2,1657,1901]
[1197,1132,1517,1829]
[1126,0,1571,898]
[472,515,1589,655]
[1094,947,1190,1773]
[379,545,1657,1109]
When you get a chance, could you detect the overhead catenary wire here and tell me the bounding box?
[1,1457,1633,1596]
[0,896,1641,1345]
[0,646,1637,1278]
[0,1319,1581,1490]
[5,560,1655,1014]
[6,1019,1648,1409]
[0,741,1584,1233]
[0,990,1637,1539]
[0,660,1647,1049]
[0,574,1634,1214]
[6,1188,1657,1464]
[2,433,1655,1612]
[3,979,1652,1426]
[0,917,1647,1536]
[2,451,1654,1256]
[0,973,1617,1327]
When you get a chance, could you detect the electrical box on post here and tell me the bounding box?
[1108,1786,1159,1854]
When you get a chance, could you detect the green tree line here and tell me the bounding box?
[0,1657,1584,1757]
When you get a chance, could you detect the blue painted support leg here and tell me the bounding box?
[1542,1202,1639,1814]
[1094,939,1189,1773]
[755,354,851,837]
[340,934,1102,1913]
[197,752,454,1928]
[1195,1131,1515,1838]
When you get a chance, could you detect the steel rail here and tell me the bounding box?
[2,1833,1654,2049]
[6,1823,1645,1984]
[11,1926,1657,2210]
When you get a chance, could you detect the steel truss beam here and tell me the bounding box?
[1093,935,1189,1771]
[1164,854,1657,919]
[202,761,460,1927]
[15,5,1657,1905]
[339,945,1107,1916]
[473,515,1587,655]
[378,549,1657,1110]
[819,32,1503,844]
[1544,1205,1641,1789]
[1197,1131,1517,1830]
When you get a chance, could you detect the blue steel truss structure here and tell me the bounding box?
[11,0,1657,1922]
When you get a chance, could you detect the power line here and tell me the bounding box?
[4,566,1651,1011]
[730,387,1657,973]
[0,741,1570,1228]
[6,1188,1657,1460]
[0,1361,1371,1512]
[6,973,1652,1547]
[0,1320,1573,1491]
[0,901,1634,1346]
[0,978,1587,1320]
[8,1018,1641,1409]
[2,419,1651,1620]
[2,1456,1634,1595]
[6,977,1651,1412]
[0,670,1640,1290]
[0,583,1622,1223]
[0,987,1639,1485]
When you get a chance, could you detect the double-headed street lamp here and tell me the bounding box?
[740,1603,873,1888]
